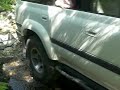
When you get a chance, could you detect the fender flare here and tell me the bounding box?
[21,19,58,60]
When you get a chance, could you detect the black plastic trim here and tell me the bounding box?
[51,38,120,75]
[56,64,108,90]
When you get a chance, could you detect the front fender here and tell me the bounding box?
[21,19,58,60]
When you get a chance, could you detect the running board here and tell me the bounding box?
[55,65,108,90]
[55,66,93,90]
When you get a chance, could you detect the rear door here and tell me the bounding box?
[84,0,120,66]
[83,0,120,89]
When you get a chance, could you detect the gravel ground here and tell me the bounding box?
[1,44,53,90]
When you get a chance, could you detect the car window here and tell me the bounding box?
[22,0,41,3]
[21,0,120,17]
[91,0,120,17]
[22,0,55,5]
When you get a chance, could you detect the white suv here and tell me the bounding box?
[16,0,120,89]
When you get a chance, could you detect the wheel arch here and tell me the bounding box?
[21,19,58,60]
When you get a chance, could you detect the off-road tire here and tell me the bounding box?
[26,36,57,84]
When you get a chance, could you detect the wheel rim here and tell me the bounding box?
[30,48,44,74]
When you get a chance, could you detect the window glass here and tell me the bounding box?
[91,0,120,17]
[22,0,55,5]
[22,0,41,3]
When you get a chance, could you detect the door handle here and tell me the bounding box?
[42,16,47,21]
[86,31,97,37]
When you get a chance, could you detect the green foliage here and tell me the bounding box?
[0,82,8,90]
[0,63,9,90]
[0,0,15,11]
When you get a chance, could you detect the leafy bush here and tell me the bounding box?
[0,0,16,11]
[0,82,8,90]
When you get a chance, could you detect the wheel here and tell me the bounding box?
[26,36,57,84]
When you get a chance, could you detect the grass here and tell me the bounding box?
[0,82,8,90]
[0,63,9,90]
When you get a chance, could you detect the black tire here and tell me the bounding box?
[26,36,57,84]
